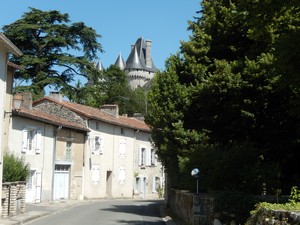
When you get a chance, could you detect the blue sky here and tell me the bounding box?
[1,0,200,71]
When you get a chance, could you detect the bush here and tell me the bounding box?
[3,152,30,182]
[247,187,300,225]
[213,191,257,224]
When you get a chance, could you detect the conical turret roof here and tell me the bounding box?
[95,61,104,71]
[125,46,144,70]
[114,53,126,70]
[124,37,158,72]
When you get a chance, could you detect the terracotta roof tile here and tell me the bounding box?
[14,107,90,132]
[34,97,151,132]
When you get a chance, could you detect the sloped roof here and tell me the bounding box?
[125,37,158,72]
[33,97,151,132]
[125,46,145,70]
[0,33,22,56]
[13,107,90,132]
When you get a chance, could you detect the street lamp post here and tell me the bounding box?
[191,168,200,194]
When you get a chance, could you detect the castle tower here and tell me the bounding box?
[114,37,158,89]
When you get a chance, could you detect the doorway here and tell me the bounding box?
[106,171,112,197]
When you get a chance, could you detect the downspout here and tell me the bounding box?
[133,129,139,198]
[51,126,60,201]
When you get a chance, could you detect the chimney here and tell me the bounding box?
[133,113,144,121]
[100,105,119,118]
[20,92,32,110]
[145,40,152,68]
[49,91,63,102]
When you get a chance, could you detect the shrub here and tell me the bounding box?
[3,152,30,182]
[213,191,257,224]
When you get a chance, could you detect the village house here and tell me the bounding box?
[33,92,164,199]
[0,33,22,214]
[1,33,163,206]
[8,93,89,203]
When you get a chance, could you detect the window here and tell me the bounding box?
[27,170,35,190]
[120,127,125,135]
[140,147,146,166]
[96,122,99,130]
[139,146,151,167]
[93,135,104,155]
[66,142,72,160]
[152,176,161,193]
[135,177,141,194]
[55,164,70,171]
[22,127,41,154]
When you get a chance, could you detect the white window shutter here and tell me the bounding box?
[118,166,126,183]
[146,148,151,166]
[154,154,158,166]
[138,148,142,166]
[35,170,42,202]
[152,177,156,192]
[35,129,42,154]
[91,164,100,182]
[93,136,99,155]
[99,137,104,154]
[22,128,28,153]
[90,137,94,154]
[119,138,126,158]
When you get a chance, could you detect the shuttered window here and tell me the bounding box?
[22,127,41,154]
[93,135,104,155]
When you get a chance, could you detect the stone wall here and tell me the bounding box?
[2,182,26,218]
[169,189,214,225]
[169,190,293,225]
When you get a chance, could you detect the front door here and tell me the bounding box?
[106,171,112,197]
[26,170,42,203]
[53,165,70,200]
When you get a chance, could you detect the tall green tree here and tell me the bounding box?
[65,65,147,116]
[146,0,299,195]
[2,7,103,99]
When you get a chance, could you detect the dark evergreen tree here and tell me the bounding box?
[2,7,103,100]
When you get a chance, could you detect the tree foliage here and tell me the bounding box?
[3,152,30,182]
[2,7,103,100]
[64,64,148,116]
[146,0,300,194]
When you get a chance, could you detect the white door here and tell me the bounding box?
[142,177,147,199]
[53,165,70,200]
[26,170,42,203]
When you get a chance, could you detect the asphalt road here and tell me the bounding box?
[26,199,166,225]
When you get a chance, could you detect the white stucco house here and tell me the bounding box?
[33,92,164,199]
[8,93,89,203]
[0,33,22,214]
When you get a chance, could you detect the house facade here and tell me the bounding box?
[33,93,164,199]
[0,33,22,214]
[8,93,89,203]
